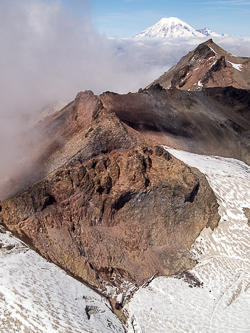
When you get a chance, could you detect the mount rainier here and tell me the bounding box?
[133,17,226,39]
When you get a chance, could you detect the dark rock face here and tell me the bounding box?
[244,208,250,227]
[0,90,220,298]
[206,86,250,122]
[171,65,193,89]
[101,87,250,165]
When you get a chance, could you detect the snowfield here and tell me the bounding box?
[0,227,125,333]
[125,149,250,333]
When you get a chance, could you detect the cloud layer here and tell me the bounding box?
[1,0,250,115]
[0,0,165,116]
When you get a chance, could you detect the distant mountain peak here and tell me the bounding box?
[147,39,250,91]
[197,27,226,38]
[133,17,224,39]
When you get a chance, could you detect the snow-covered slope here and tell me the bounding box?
[29,101,68,126]
[0,227,125,333]
[133,17,222,39]
[125,149,250,332]
[197,27,226,38]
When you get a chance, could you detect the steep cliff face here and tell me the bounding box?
[0,90,220,300]
[148,39,250,91]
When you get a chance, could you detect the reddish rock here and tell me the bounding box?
[0,90,220,298]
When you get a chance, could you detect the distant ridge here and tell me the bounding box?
[197,27,226,38]
[147,39,250,91]
[133,17,225,39]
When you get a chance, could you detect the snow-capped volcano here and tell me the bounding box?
[133,17,223,39]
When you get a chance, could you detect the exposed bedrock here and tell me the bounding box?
[0,91,220,298]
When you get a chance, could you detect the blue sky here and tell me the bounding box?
[62,0,250,37]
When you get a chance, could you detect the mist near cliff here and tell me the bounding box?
[0,0,250,194]
[0,0,162,183]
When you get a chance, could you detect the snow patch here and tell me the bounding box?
[197,80,203,90]
[209,46,217,54]
[226,60,242,71]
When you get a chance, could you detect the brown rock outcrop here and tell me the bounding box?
[0,89,220,299]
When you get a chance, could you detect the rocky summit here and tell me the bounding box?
[148,39,250,91]
[1,40,249,308]
[0,89,220,304]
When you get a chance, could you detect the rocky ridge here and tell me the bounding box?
[0,90,220,305]
[148,39,250,91]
